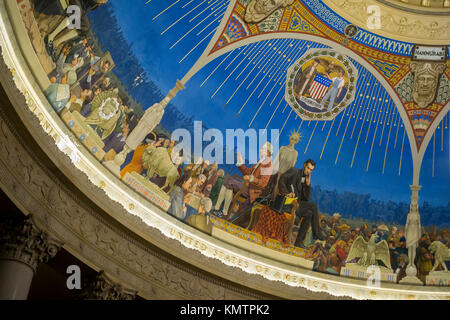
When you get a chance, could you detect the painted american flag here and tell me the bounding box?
[308,74,332,100]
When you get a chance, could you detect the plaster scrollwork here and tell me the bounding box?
[381,16,448,40]
[0,215,62,273]
[383,0,450,9]
[324,0,450,42]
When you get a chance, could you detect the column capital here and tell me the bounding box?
[0,215,62,273]
[81,271,137,300]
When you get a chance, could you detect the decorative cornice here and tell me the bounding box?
[0,215,61,273]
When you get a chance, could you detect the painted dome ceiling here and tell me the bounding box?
[0,0,449,299]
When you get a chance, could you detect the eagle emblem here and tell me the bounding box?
[346,233,392,270]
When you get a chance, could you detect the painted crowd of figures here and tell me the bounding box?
[25,0,138,165]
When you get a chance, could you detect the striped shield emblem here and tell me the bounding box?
[308,74,332,100]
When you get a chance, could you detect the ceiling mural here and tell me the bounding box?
[0,0,449,298]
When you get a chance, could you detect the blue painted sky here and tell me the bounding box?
[93,0,449,208]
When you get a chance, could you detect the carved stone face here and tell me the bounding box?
[416,74,436,96]
[410,61,445,108]
[413,71,438,108]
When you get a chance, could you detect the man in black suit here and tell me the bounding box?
[278,159,326,248]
